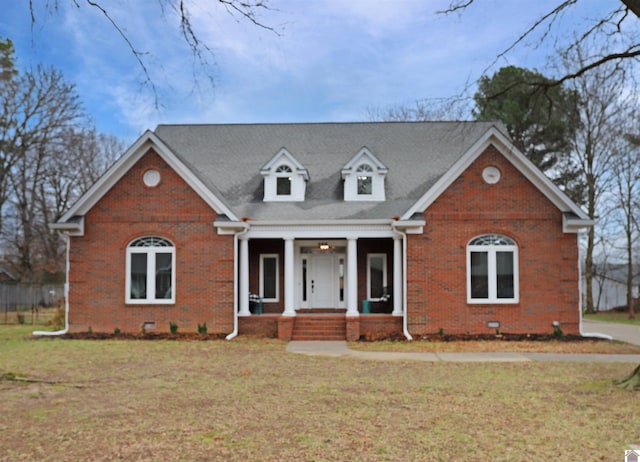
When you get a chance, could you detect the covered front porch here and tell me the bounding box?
[229,221,417,340]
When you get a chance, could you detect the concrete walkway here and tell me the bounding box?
[582,319,640,346]
[287,320,640,363]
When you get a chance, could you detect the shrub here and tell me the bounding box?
[49,307,65,330]
[169,321,178,334]
[552,324,564,339]
[114,328,121,336]
[197,322,207,335]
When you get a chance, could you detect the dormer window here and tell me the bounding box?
[261,149,309,202]
[342,148,388,202]
[276,165,293,196]
[356,164,373,195]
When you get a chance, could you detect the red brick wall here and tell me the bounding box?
[407,145,580,335]
[67,149,235,334]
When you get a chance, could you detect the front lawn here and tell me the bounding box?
[0,325,638,461]
[584,311,640,326]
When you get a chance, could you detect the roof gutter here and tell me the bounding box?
[392,222,412,341]
[33,235,70,337]
[225,222,250,340]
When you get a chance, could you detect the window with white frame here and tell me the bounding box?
[367,253,387,300]
[275,165,292,196]
[467,234,518,303]
[260,254,279,301]
[126,236,175,304]
[356,164,373,195]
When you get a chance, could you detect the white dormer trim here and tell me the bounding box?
[341,147,388,202]
[261,148,309,202]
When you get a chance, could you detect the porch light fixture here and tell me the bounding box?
[319,242,330,251]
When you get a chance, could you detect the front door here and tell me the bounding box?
[311,255,335,308]
[300,250,346,309]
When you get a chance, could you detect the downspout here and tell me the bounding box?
[33,234,70,336]
[577,233,612,340]
[392,224,412,341]
[226,223,249,340]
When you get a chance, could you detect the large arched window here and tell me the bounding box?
[467,234,518,303]
[126,236,175,304]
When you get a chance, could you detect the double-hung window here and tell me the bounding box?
[467,234,518,303]
[126,236,175,304]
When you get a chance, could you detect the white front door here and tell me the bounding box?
[311,255,335,308]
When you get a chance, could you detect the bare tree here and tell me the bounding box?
[613,133,640,319]
[557,44,633,314]
[30,1,279,106]
[367,97,469,122]
[440,1,640,88]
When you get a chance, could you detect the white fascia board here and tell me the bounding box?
[392,219,425,234]
[401,126,590,223]
[214,220,249,235]
[49,218,85,236]
[58,131,238,224]
[563,215,595,233]
[244,219,397,239]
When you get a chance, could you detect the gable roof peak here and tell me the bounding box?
[261,147,310,180]
[341,147,388,177]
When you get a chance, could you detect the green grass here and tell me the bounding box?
[584,311,640,326]
[1,325,639,461]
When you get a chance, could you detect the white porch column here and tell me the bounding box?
[238,236,251,316]
[346,237,359,317]
[392,236,403,316]
[283,237,296,316]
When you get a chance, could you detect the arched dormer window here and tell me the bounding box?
[126,236,175,304]
[341,148,387,201]
[356,164,373,195]
[261,149,309,202]
[275,165,293,196]
[467,234,518,303]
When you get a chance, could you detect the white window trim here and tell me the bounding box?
[260,253,279,302]
[125,238,176,304]
[356,163,374,197]
[275,165,293,196]
[466,236,519,304]
[367,253,387,301]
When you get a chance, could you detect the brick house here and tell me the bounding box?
[51,122,592,340]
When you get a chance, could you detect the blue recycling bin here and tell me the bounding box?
[362,300,371,314]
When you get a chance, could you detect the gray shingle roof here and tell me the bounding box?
[153,121,501,221]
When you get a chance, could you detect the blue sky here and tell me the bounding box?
[1,0,617,143]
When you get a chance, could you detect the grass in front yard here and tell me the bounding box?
[584,311,640,326]
[1,325,639,461]
[349,338,640,354]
